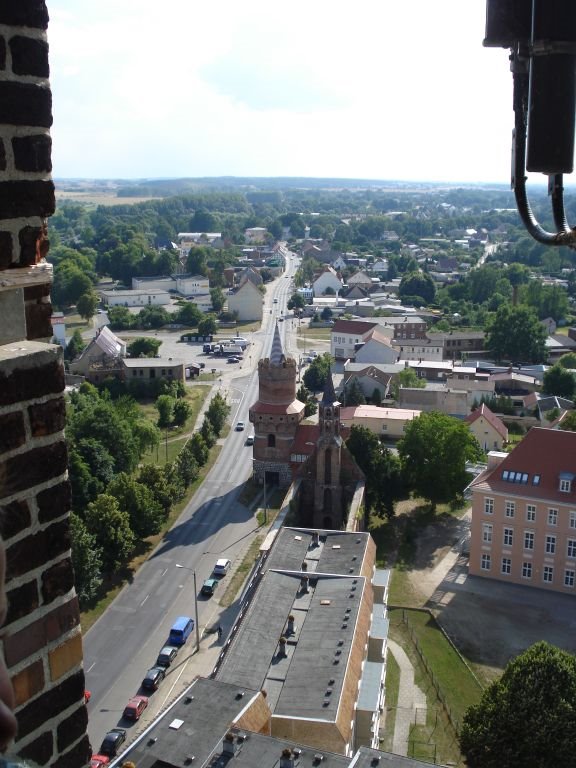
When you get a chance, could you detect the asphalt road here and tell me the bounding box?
[84,255,300,751]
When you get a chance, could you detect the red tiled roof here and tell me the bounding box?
[331,320,377,336]
[471,427,576,503]
[249,401,305,416]
[290,424,320,454]
[465,403,508,440]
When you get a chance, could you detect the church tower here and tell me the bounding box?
[312,373,345,528]
[249,324,305,488]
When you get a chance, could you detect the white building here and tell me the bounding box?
[101,289,171,307]
[227,280,263,322]
[313,266,343,297]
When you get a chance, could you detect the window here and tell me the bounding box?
[482,524,493,544]
[501,557,511,575]
[522,562,532,579]
[543,566,554,583]
[571,511,576,529]
[533,474,541,485]
[524,531,535,550]
[503,528,514,547]
[484,498,494,515]
[545,535,556,555]
[481,554,491,571]
[548,508,558,526]
[560,478,571,493]
[568,539,576,559]
[564,569,575,588]
[505,501,515,518]
[267,434,276,448]
[526,504,536,522]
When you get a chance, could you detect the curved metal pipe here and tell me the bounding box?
[511,52,576,248]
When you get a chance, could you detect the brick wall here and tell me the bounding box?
[0,343,89,767]
[0,3,90,767]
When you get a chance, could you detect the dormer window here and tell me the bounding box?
[561,479,572,493]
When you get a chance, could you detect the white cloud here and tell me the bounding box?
[47,0,515,181]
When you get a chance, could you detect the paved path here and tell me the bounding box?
[387,639,427,756]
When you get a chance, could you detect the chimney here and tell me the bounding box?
[223,732,237,756]
[280,748,295,768]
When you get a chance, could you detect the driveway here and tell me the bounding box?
[405,511,576,682]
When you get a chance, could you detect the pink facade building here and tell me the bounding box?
[470,428,576,594]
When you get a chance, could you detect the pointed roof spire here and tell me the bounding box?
[269,322,285,366]
[321,372,338,405]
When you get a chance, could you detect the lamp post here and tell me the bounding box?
[262,471,268,525]
[175,564,201,652]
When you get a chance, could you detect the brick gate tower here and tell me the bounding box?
[249,324,305,488]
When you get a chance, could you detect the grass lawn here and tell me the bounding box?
[380,651,400,753]
[389,611,478,767]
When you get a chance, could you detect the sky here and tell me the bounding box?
[47,0,515,183]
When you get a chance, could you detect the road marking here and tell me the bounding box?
[140,595,149,607]
[161,568,168,577]
[86,662,95,673]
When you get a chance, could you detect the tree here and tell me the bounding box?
[371,387,382,406]
[173,398,192,427]
[485,304,547,363]
[137,464,178,514]
[198,315,217,337]
[76,290,99,322]
[177,301,202,326]
[321,306,333,321]
[296,384,318,417]
[543,364,576,400]
[186,246,209,276]
[187,433,209,467]
[108,473,165,538]
[303,353,333,392]
[398,411,483,508]
[84,494,135,572]
[64,329,85,362]
[346,425,403,517]
[155,394,175,429]
[127,337,162,358]
[287,293,306,311]
[560,410,576,431]
[460,641,576,768]
[70,512,103,605]
[343,379,366,406]
[558,352,576,369]
[206,392,230,435]
[399,271,436,305]
[210,287,225,313]
[391,366,426,398]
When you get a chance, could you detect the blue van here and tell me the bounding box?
[169,616,194,645]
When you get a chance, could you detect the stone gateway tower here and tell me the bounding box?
[249,324,304,488]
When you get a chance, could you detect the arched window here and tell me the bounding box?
[268,434,276,448]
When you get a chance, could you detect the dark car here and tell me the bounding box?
[99,728,127,757]
[142,665,166,691]
[201,578,219,597]
[156,645,178,668]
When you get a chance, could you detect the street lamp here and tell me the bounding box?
[175,564,201,652]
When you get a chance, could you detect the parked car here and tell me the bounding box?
[90,756,110,768]
[156,645,178,668]
[99,728,127,757]
[201,578,219,597]
[235,421,245,431]
[123,695,148,721]
[228,356,240,363]
[245,433,255,446]
[213,558,231,576]
[142,666,166,691]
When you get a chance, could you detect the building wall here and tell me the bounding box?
[467,416,506,451]
[470,490,576,594]
[0,6,89,766]
[228,283,263,322]
[101,290,171,307]
[131,276,174,292]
